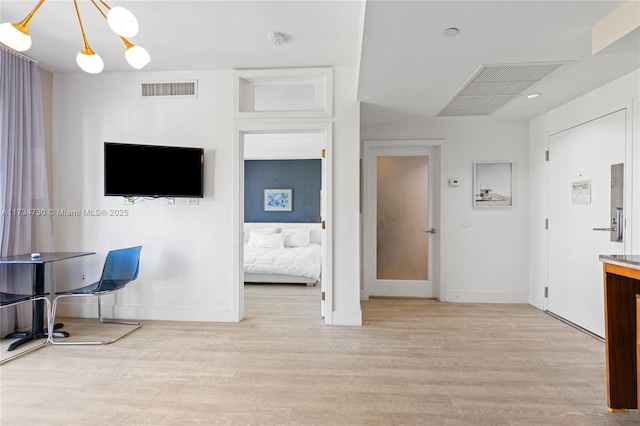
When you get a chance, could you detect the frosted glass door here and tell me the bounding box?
[376,156,429,280]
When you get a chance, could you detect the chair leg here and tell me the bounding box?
[45,297,53,344]
[50,294,141,346]
[1,297,52,365]
[98,295,140,326]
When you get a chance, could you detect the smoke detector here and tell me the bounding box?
[443,28,459,37]
[268,32,285,46]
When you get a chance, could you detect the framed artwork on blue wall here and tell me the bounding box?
[264,188,293,211]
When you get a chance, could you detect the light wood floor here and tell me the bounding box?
[1,284,638,425]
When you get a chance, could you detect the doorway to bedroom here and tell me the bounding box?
[234,125,333,323]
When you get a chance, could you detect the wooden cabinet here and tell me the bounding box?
[600,256,640,411]
[637,295,640,412]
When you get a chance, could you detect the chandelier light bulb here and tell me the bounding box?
[107,7,139,38]
[125,44,150,69]
[76,50,104,74]
[0,22,32,51]
[0,0,44,52]
[1,0,148,72]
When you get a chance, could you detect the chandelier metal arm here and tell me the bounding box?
[73,0,94,55]
[90,0,108,19]
[98,0,113,12]
[13,0,46,35]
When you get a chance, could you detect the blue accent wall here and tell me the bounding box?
[245,159,321,223]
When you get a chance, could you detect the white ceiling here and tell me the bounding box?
[359,0,640,122]
[1,0,638,123]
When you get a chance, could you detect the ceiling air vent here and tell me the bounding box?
[141,80,198,99]
[437,61,572,117]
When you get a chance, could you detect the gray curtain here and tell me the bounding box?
[0,46,54,335]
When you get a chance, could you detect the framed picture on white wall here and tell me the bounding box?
[473,162,513,208]
[264,188,293,211]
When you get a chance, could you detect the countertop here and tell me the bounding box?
[599,254,640,270]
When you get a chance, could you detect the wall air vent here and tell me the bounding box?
[141,80,198,98]
[437,62,572,117]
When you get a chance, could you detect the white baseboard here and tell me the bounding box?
[445,290,528,304]
[55,301,238,322]
[331,310,362,326]
[528,292,545,310]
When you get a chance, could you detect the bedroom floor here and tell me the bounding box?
[1,285,636,425]
[244,282,323,322]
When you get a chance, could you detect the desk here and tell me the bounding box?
[0,252,95,351]
[600,255,640,412]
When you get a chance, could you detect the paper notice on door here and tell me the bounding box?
[572,179,591,204]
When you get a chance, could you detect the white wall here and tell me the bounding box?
[51,67,362,324]
[361,117,530,303]
[528,69,640,309]
[244,133,324,159]
[52,70,235,320]
[331,66,362,324]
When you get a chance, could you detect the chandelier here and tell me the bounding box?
[0,0,150,73]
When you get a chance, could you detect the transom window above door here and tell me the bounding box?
[233,67,333,119]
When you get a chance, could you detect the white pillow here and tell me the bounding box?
[247,228,280,247]
[254,232,285,249]
[251,227,279,234]
[284,229,310,247]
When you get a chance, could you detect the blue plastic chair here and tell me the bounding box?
[1,291,52,364]
[50,246,142,345]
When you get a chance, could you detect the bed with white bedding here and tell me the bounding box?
[243,223,323,285]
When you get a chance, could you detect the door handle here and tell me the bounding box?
[593,209,623,241]
[616,208,623,241]
[425,228,436,234]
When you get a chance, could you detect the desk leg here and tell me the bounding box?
[32,263,45,335]
[5,263,68,351]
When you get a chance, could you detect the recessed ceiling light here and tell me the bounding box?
[526,93,542,99]
[443,28,459,37]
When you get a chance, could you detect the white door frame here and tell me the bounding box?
[233,122,333,323]
[362,139,445,300]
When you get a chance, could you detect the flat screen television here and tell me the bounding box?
[104,142,204,198]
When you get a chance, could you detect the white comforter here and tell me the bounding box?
[244,243,322,281]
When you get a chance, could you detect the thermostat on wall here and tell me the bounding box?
[448,178,461,187]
